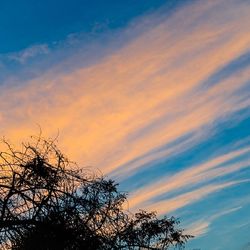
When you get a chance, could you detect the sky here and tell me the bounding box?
[0,0,250,249]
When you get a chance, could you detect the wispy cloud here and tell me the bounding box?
[142,180,249,216]
[5,44,50,64]
[186,221,210,238]
[129,146,250,209]
[0,0,250,219]
[186,206,242,237]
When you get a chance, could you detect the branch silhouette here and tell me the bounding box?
[0,136,192,249]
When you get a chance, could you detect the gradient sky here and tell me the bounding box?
[1,1,250,249]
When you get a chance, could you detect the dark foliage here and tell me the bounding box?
[0,137,192,249]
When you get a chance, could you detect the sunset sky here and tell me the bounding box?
[1,0,250,249]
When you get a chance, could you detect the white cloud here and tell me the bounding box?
[7,44,49,64]
[186,206,242,238]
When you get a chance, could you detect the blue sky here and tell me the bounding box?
[0,1,250,249]
[0,0,177,53]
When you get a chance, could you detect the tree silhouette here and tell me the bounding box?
[0,137,192,249]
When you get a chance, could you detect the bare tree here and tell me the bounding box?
[0,136,192,249]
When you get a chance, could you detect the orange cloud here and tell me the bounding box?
[0,0,250,215]
[143,180,249,216]
[128,146,250,210]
